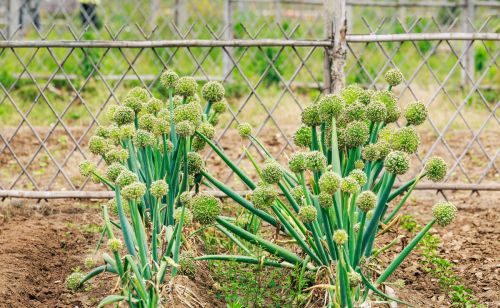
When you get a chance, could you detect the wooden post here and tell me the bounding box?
[150,0,159,30]
[223,0,233,81]
[324,0,347,94]
[7,0,21,38]
[175,0,187,27]
[275,0,282,24]
[461,0,475,86]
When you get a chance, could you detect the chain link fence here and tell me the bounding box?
[0,1,498,198]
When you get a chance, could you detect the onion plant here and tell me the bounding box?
[71,71,226,307]
[192,69,457,306]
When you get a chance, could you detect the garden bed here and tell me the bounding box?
[0,190,498,307]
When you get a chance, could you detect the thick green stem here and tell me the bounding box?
[376,220,435,285]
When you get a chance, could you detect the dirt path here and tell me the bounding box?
[0,201,108,308]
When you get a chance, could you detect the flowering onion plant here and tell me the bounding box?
[192,69,457,307]
[72,71,226,307]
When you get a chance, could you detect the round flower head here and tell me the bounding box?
[362,144,379,161]
[337,128,347,148]
[176,120,195,137]
[153,118,170,136]
[354,159,365,170]
[138,113,155,132]
[385,104,401,123]
[107,238,123,251]
[318,192,333,208]
[191,137,206,152]
[356,190,377,212]
[79,160,96,177]
[333,229,348,245]
[391,126,420,154]
[318,94,345,122]
[84,256,95,269]
[186,94,201,105]
[108,126,121,145]
[301,104,321,127]
[175,76,197,97]
[122,182,146,201]
[127,87,149,103]
[89,136,109,156]
[113,105,135,126]
[345,102,366,122]
[375,141,391,160]
[377,125,393,143]
[192,193,222,224]
[106,104,118,121]
[146,98,162,114]
[178,252,196,278]
[298,205,317,224]
[261,160,283,184]
[305,151,327,172]
[340,85,363,105]
[123,96,143,114]
[212,100,227,114]
[180,191,192,207]
[104,148,128,165]
[291,186,305,204]
[293,125,312,148]
[174,207,193,225]
[133,129,155,148]
[95,126,110,139]
[358,89,372,105]
[151,180,169,198]
[384,69,403,87]
[237,123,252,138]
[432,201,457,227]
[66,271,84,290]
[202,81,225,102]
[384,150,410,175]
[186,152,205,175]
[252,184,278,209]
[209,113,219,126]
[106,162,126,182]
[349,169,367,186]
[116,170,138,187]
[405,101,428,126]
[289,152,307,173]
[341,176,360,194]
[424,156,448,182]
[173,103,202,126]
[366,100,387,123]
[160,69,179,89]
[119,124,135,140]
[319,171,341,195]
[348,271,362,288]
[345,121,369,148]
[197,122,216,139]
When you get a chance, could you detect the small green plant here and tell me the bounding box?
[72,71,227,307]
[192,69,457,306]
[402,217,481,307]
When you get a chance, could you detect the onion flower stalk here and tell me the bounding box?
[73,71,227,307]
[194,70,456,306]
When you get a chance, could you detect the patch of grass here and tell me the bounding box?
[80,223,103,234]
[399,215,482,307]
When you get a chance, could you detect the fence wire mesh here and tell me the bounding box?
[0,22,497,196]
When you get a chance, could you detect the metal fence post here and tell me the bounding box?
[324,0,347,94]
[461,0,475,86]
